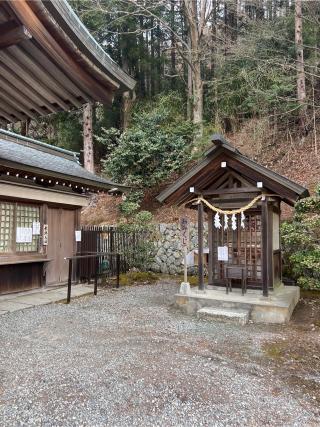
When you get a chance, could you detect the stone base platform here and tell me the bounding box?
[175,285,300,324]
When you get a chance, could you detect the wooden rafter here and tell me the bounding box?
[0,62,58,113]
[0,78,44,116]
[7,46,83,109]
[0,90,37,121]
[8,0,115,105]
[0,20,32,49]
[0,50,70,110]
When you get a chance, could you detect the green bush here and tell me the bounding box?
[101,92,194,188]
[281,193,320,290]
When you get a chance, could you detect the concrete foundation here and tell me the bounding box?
[175,285,300,324]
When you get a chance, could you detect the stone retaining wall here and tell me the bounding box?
[150,223,208,275]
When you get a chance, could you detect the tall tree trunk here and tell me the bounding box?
[150,17,155,96]
[83,102,95,173]
[138,16,146,97]
[295,0,307,134]
[187,31,193,121]
[192,62,203,130]
[184,0,203,133]
[170,0,177,88]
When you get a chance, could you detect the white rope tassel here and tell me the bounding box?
[241,212,245,229]
[231,214,237,230]
[214,212,222,229]
[224,214,228,230]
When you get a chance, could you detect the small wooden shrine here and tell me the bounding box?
[157,135,309,297]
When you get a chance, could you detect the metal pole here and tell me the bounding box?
[94,256,98,296]
[67,259,72,303]
[116,253,120,288]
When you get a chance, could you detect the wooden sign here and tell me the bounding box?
[180,217,189,248]
[43,224,48,246]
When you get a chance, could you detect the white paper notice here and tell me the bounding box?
[16,227,33,243]
[217,246,228,261]
[32,221,41,235]
[75,230,82,242]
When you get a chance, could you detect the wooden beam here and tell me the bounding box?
[207,210,213,286]
[0,91,37,120]
[0,96,26,121]
[0,62,58,113]
[0,20,32,49]
[0,50,70,110]
[261,197,269,297]
[24,42,90,102]
[198,201,205,291]
[0,106,15,122]
[202,186,261,196]
[0,75,45,115]
[9,0,115,105]
[8,45,83,108]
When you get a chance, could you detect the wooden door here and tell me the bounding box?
[46,207,75,285]
[212,210,262,288]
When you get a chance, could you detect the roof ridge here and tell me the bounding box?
[0,129,79,161]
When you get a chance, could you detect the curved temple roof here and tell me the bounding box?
[0,0,135,124]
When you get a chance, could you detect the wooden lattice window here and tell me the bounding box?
[0,202,15,253]
[16,205,41,252]
[212,210,262,285]
[0,202,41,254]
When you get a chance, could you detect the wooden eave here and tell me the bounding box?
[157,135,309,207]
[0,0,135,125]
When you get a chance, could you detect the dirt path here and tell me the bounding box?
[0,281,319,426]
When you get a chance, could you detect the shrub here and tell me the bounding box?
[281,192,320,290]
[101,92,194,188]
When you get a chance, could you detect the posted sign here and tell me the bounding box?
[180,217,189,248]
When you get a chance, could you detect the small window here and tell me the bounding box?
[0,202,14,253]
[0,202,41,254]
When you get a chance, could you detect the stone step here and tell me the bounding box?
[197,307,250,325]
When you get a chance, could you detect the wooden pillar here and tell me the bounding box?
[83,102,95,173]
[207,210,213,286]
[198,201,205,290]
[261,196,271,297]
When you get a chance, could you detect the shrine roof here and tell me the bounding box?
[0,0,135,124]
[157,134,309,207]
[0,129,128,192]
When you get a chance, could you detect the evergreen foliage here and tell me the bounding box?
[281,189,320,290]
[101,93,194,188]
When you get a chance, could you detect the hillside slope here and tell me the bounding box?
[82,127,318,225]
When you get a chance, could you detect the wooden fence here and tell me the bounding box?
[76,226,151,282]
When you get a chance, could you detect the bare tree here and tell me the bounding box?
[295,0,307,134]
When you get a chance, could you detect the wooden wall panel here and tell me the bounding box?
[46,207,76,285]
[0,262,43,294]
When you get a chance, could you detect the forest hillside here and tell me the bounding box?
[10,0,320,224]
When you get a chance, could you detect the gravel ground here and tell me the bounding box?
[0,281,319,427]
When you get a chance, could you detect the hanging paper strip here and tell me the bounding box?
[214,212,222,229]
[224,214,228,230]
[231,214,237,230]
[241,212,245,229]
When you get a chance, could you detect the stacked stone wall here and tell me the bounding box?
[150,223,208,275]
